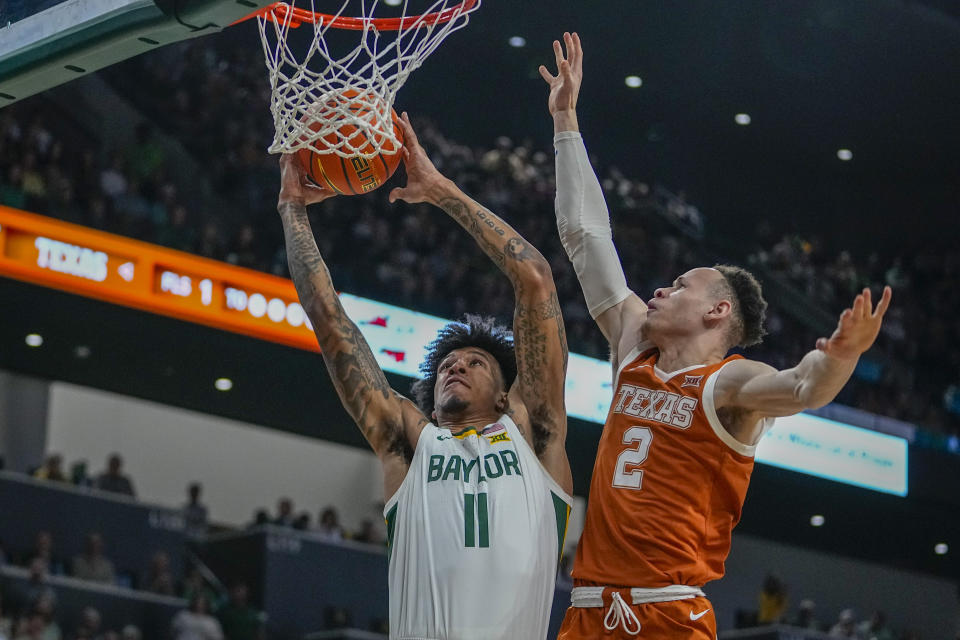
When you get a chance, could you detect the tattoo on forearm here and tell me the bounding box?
[514,291,568,454]
[279,201,402,455]
[439,197,507,270]
[438,196,549,278]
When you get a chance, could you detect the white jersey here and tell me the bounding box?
[384,414,572,640]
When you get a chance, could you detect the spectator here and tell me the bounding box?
[829,608,857,638]
[292,513,311,531]
[70,607,102,640]
[70,533,116,584]
[182,483,208,540]
[30,595,60,640]
[271,498,294,528]
[69,461,91,488]
[119,627,140,640]
[142,551,175,596]
[789,599,820,631]
[32,455,67,484]
[7,559,57,615]
[20,532,64,576]
[170,594,223,640]
[12,612,46,640]
[757,574,788,624]
[216,582,262,640]
[857,611,894,640]
[246,510,269,530]
[179,566,218,608]
[352,519,381,544]
[94,454,135,497]
[314,507,343,543]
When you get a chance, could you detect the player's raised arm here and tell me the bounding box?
[714,287,893,443]
[277,155,427,494]
[540,32,648,368]
[389,114,572,493]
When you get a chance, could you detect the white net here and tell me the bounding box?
[257,0,479,157]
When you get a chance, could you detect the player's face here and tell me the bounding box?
[642,267,724,339]
[433,348,506,417]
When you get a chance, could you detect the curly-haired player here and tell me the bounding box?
[540,33,892,638]
[276,112,572,640]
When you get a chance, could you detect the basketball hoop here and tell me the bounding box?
[240,1,480,158]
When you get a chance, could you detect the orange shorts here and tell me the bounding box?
[557,591,717,640]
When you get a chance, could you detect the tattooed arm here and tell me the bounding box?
[277,155,428,498]
[389,115,572,493]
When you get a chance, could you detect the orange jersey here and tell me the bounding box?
[573,345,765,588]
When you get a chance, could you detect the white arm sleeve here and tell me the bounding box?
[554,131,632,318]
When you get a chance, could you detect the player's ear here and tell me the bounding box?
[706,299,732,321]
[495,392,509,414]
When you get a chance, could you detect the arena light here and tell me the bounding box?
[74,345,91,359]
[810,514,825,527]
[837,148,853,161]
[25,333,43,347]
[624,75,643,88]
[508,36,526,48]
[214,378,233,392]
[735,113,751,125]
[934,543,948,555]
[383,0,403,6]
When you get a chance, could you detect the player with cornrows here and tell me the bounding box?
[540,33,892,638]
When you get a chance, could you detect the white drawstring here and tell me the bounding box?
[602,590,641,635]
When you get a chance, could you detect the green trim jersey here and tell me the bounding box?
[384,414,572,640]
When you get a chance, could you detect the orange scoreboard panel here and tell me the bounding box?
[0,206,320,352]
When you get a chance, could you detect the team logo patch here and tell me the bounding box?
[481,423,511,444]
[681,374,704,388]
[485,432,511,444]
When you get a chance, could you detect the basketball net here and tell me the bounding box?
[256,0,479,158]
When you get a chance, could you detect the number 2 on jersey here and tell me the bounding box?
[612,426,653,489]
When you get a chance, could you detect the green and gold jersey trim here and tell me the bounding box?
[551,491,572,570]
[385,502,399,559]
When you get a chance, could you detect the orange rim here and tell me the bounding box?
[236,0,479,30]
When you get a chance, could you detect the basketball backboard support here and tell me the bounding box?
[0,0,274,106]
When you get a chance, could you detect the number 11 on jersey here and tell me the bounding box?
[613,426,653,489]
[464,492,489,548]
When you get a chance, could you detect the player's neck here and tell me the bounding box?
[435,410,502,432]
[654,334,727,373]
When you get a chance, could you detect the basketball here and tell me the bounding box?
[296,90,405,196]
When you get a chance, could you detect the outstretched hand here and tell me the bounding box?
[816,286,893,360]
[538,32,583,116]
[278,153,336,210]
[388,112,449,206]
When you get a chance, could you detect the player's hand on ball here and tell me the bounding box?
[278,153,336,209]
[816,286,893,360]
[388,112,449,206]
[538,32,583,115]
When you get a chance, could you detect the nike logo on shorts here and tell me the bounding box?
[689,609,711,621]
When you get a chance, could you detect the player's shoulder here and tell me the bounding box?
[717,356,777,377]
[710,357,778,405]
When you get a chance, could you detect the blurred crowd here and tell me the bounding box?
[7,454,938,639]
[1,449,385,640]
[747,573,919,640]
[0,34,957,445]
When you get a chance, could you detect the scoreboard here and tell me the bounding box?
[0,205,317,352]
